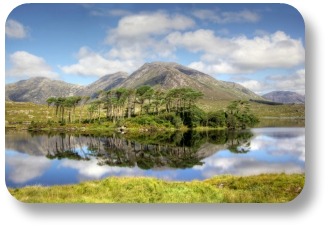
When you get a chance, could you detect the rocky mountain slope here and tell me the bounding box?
[78,72,128,97]
[6,62,264,104]
[5,77,83,104]
[118,62,262,101]
[262,91,305,104]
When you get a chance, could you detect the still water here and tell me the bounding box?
[5,128,305,188]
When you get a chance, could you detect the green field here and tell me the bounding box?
[8,173,304,203]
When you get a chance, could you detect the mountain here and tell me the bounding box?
[5,72,129,103]
[118,62,262,101]
[262,91,305,104]
[5,77,83,104]
[5,62,264,104]
[78,71,128,97]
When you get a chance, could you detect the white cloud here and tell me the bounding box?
[60,46,141,77]
[176,30,304,75]
[5,19,28,39]
[266,69,305,94]
[192,9,260,24]
[6,51,59,79]
[105,11,194,60]
[106,11,195,42]
[231,31,304,71]
[166,29,235,55]
[230,68,305,94]
[239,80,264,92]
[63,12,195,77]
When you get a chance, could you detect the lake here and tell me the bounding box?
[5,128,305,188]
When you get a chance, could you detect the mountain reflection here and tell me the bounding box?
[6,130,253,170]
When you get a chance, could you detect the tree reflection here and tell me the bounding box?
[43,130,253,169]
[226,131,253,154]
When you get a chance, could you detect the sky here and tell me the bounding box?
[5,3,305,95]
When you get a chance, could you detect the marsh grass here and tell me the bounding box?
[9,173,304,203]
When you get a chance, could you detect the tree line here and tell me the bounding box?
[45,86,258,130]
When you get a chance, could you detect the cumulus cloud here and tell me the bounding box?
[5,19,28,39]
[61,10,304,84]
[60,46,142,77]
[192,9,260,24]
[234,68,305,94]
[239,80,264,92]
[106,11,195,42]
[105,12,195,59]
[178,30,305,75]
[166,29,235,55]
[6,51,59,79]
[266,69,305,94]
[63,12,195,77]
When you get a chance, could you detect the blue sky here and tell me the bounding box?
[5,3,305,95]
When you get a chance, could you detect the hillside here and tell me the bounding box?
[5,77,83,104]
[262,91,305,104]
[5,62,264,104]
[78,72,128,97]
[118,62,262,101]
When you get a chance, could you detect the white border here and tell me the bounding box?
[1,1,327,227]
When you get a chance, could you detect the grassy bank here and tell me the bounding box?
[9,173,304,203]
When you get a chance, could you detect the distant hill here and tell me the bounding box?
[262,91,305,104]
[5,62,264,104]
[5,77,83,104]
[5,72,128,104]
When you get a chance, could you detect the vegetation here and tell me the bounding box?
[9,173,304,203]
[6,86,261,132]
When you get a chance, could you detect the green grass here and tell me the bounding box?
[9,173,304,203]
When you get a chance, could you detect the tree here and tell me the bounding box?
[206,111,226,127]
[136,85,152,115]
[63,97,75,123]
[46,97,57,118]
[225,100,259,130]
[79,96,90,123]
[126,89,135,118]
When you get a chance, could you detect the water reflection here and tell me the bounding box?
[5,128,305,187]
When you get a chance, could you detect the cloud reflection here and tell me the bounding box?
[251,128,305,161]
[6,154,51,184]
[201,156,304,178]
[60,158,144,181]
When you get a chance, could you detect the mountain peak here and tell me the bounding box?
[81,72,129,97]
[119,62,262,101]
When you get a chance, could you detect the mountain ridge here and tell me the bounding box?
[6,62,264,104]
[262,91,305,104]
